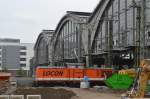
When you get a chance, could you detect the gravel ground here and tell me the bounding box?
[0,80,10,94]
[66,87,125,99]
[1,86,125,99]
[12,87,76,99]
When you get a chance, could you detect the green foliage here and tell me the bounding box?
[2,67,8,72]
[146,85,150,92]
[17,68,26,77]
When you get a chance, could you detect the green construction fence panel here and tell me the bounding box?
[105,73,134,90]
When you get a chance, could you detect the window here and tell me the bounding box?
[20,64,26,67]
[20,58,26,61]
[148,31,150,37]
[20,46,26,50]
[20,52,26,55]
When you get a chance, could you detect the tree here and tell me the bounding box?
[17,68,26,77]
[2,67,8,72]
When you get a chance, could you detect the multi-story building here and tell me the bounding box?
[0,38,34,76]
[21,43,34,75]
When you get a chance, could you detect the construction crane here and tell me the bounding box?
[119,59,150,98]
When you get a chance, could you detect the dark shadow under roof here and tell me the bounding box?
[67,11,91,16]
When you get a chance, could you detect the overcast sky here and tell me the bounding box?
[0,0,99,43]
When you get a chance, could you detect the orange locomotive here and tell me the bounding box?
[34,67,112,86]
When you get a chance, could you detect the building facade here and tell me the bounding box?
[34,0,150,69]
[50,11,91,66]
[88,0,137,67]
[34,30,54,66]
[88,0,150,68]
[0,38,34,76]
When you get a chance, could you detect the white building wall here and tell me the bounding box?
[0,48,1,70]
[20,43,34,71]
[0,38,34,75]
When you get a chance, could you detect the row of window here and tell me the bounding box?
[0,46,26,50]
[0,47,26,67]
[20,58,26,61]
[0,52,26,55]
[20,64,26,67]
[93,0,137,53]
[0,63,26,67]
[20,46,26,50]
[0,58,26,61]
[20,52,26,55]
[54,20,84,61]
